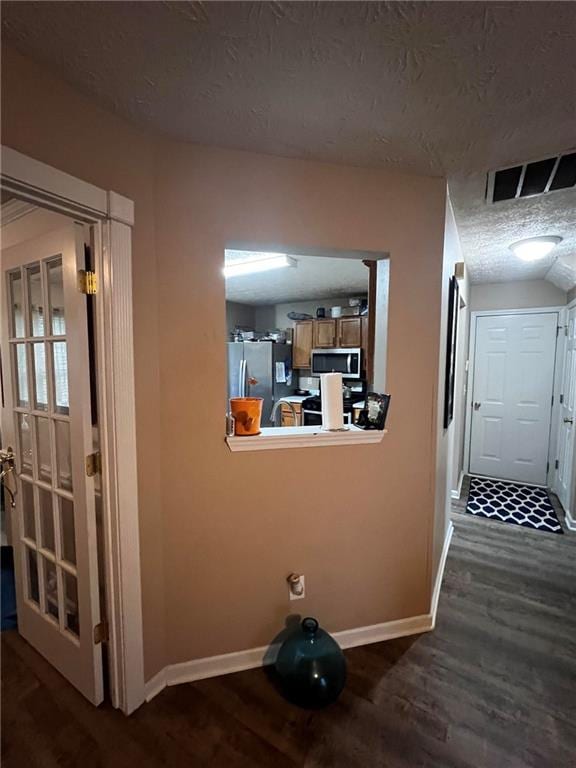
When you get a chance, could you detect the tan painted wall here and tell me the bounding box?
[155,144,447,663]
[470,280,566,310]
[3,45,449,676]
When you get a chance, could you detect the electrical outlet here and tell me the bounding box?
[287,573,305,600]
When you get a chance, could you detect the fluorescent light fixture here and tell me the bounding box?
[509,236,562,262]
[223,253,297,277]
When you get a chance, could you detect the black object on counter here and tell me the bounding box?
[316,307,326,318]
[274,617,347,709]
[357,393,391,430]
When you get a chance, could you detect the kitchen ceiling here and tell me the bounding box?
[3,1,575,287]
[225,253,369,305]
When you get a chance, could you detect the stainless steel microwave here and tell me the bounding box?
[310,348,362,379]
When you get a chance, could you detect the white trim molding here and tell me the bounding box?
[96,220,144,714]
[1,145,107,218]
[108,191,134,226]
[145,522,454,703]
[430,521,454,623]
[0,197,37,226]
[451,471,465,500]
[565,509,576,532]
[1,145,144,715]
[226,426,386,452]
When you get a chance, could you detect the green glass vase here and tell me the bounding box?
[274,617,347,709]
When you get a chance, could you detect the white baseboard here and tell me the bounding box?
[565,509,576,532]
[144,668,168,702]
[431,521,454,626]
[451,472,465,499]
[144,524,454,704]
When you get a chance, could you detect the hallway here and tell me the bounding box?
[2,490,575,768]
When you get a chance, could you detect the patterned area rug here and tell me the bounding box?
[466,477,563,534]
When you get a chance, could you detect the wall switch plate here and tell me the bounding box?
[288,574,305,600]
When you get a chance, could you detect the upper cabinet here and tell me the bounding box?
[315,316,362,348]
[293,320,314,368]
[314,319,337,348]
[338,317,362,348]
[294,316,367,369]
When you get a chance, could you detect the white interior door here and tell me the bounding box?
[469,312,558,485]
[1,224,103,704]
[555,307,576,511]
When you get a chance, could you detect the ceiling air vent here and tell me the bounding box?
[487,151,576,203]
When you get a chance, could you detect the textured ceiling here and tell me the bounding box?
[450,177,576,289]
[225,253,368,305]
[3,1,576,286]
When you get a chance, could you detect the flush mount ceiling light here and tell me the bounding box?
[223,252,297,277]
[509,236,562,262]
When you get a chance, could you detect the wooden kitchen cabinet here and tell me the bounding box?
[292,315,369,368]
[293,321,313,368]
[338,317,362,348]
[281,403,302,426]
[314,319,337,348]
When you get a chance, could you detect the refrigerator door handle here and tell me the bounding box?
[238,359,245,398]
[242,359,247,397]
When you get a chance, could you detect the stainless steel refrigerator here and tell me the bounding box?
[227,342,293,427]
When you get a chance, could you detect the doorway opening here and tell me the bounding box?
[462,305,574,534]
[0,146,144,714]
[1,201,106,703]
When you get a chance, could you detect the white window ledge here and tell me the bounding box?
[226,425,386,452]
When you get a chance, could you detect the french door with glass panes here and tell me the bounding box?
[1,223,103,704]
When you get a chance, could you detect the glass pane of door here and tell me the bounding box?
[55,420,73,491]
[32,343,48,411]
[64,572,80,637]
[52,342,69,414]
[42,557,59,621]
[14,344,29,407]
[26,547,40,605]
[36,417,52,482]
[59,497,76,566]
[26,265,45,337]
[8,270,24,338]
[47,258,66,336]
[17,413,33,476]
[39,488,55,554]
[21,480,36,542]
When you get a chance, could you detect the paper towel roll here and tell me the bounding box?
[321,373,344,430]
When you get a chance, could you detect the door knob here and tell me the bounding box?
[0,448,16,509]
[563,417,574,424]
[0,447,15,467]
[473,402,481,410]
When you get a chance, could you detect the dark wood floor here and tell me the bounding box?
[2,480,575,767]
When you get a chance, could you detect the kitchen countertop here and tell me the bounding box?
[278,395,309,404]
[279,395,365,407]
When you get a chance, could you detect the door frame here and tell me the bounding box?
[553,300,576,530]
[1,145,145,714]
[463,306,564,487]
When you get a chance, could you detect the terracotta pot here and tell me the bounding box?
[230,397,263,436]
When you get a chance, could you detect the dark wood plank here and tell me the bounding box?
[2,483,575,767]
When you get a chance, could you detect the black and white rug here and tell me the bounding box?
[466,477,563,534]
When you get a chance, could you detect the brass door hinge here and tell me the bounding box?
[93,620,109,645]
[85,452,101,477]
[78,270,98,295]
